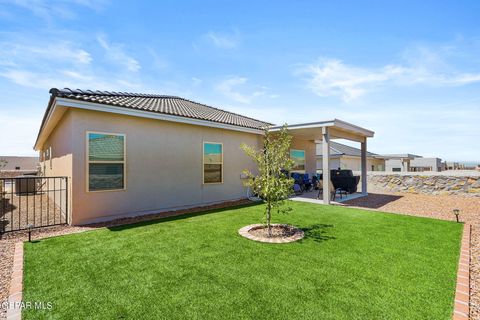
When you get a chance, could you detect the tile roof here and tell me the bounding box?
[49,88,271,130]
[317,141,377,157]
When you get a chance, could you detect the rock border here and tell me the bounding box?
[238,224,304,243]
[453,223,471,320]
[6,242,23,320]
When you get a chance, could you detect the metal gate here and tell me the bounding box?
[0,176,68,235]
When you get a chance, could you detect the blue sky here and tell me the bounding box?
[0,0,479,162]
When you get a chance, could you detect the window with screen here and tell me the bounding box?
[87,132,125,191]
[203,142,223,184]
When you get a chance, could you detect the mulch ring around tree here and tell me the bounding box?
[238,224,304,243]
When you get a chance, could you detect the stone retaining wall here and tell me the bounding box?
[366,173,480,197]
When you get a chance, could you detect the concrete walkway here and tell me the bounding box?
[290,190,366,205]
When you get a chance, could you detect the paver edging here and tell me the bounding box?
[453,223,471,320]
[6,242,23,320]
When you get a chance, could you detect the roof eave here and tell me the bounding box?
[34,97,266,150]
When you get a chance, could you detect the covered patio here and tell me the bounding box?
[271,119,375,205]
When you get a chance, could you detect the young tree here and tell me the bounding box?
[241,125,295,236]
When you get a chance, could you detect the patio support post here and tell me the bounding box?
[361,137,367,195]
[322,127,330,204]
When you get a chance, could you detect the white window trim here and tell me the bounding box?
[290,149,306,172]
[86,131,127,193]
[202,141,223,184]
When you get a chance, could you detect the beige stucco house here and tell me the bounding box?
[35,88,374,225]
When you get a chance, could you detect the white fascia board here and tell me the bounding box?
[34,103,67,150]
[270,120,336,131]
[332,119,374,137]
[271,119,374,137]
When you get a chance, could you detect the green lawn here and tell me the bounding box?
[23,201,462,319]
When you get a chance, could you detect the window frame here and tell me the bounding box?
[86,131,127,193]
[202,141,223,184]
[290,149,306,172]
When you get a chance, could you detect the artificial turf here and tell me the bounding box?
[23,201,462,319]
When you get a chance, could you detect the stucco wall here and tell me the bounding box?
[316,157,341,171]
[64,109,263,224]
[316,156,384,171]
[39,110,73,221]
[385,159,409,172]
[410,158,443,172]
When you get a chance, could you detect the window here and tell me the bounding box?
[203,142,223,184]
[15,166,20,170]
[87,132,126,191]
[290,149,305,172]
[392,167,401,172]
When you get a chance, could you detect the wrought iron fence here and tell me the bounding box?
[0,176,68,236]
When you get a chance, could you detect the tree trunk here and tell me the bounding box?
[266,202,272,237]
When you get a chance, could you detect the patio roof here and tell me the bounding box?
[271,119,374,205]
[270,119,374,142]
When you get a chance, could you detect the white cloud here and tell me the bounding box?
[297,47,480,102]
[191,77,202,86]
[0,41,92,65]
[216,76,251,103]
[97,34,140,72]
[3,0,108,21]
[0,68,140,91]
[215,77,279,104]
[203,30,239,49]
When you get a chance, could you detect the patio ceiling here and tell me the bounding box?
[270,119,374,142]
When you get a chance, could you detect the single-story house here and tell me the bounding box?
[35,88,374,225]
[409,157,444,172]
[374,154,421,172]
[0,156,39,171]
[316,141,385,172]
[375,154,444,172]
[445,161,463,170]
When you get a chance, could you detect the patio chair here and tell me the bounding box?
[303,174,312,191]
[311,175,319,190]
[317,179,347,201]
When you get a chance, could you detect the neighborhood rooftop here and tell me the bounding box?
[47,88,271,130]
[317,141,377,157]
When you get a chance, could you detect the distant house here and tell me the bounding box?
[0,156,39,171]
[409,157,444,172]
[34,88,374,224]
[316,141,385,172]
[375,154,444,172]
[445,161,470,170]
